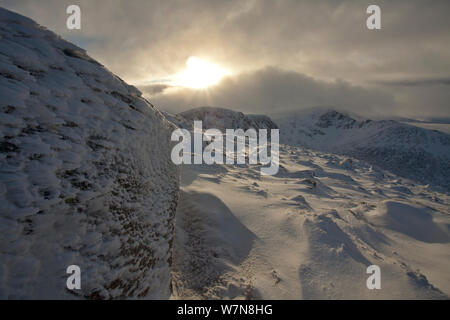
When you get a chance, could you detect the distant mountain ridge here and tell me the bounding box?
[274,108,450,190]
[164,106,278,131]
[164,106,450,190]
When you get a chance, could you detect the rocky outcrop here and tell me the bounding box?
[0,8,179,299]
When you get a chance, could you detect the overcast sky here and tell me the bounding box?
[2,0,450,119]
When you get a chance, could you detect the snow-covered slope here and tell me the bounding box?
[0,8,179,299]
[172,144,449,299]
[164,108,449,300]
[274,108,450,191]
[165,106,278,131]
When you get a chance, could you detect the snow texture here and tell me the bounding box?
[172,144,449,300]
[0,7,179,299]
[168,106,449,300]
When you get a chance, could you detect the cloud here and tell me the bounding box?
[3,0,450,82]
[140,84,170,95]
[379,78,450,87]
[147,67,397,117]
[2,0,450,119]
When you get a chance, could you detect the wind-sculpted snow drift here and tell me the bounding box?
[0,8,179,299]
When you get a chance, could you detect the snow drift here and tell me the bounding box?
[0,8,179,299]
[367,201,449,243]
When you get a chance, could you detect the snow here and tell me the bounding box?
[367,201,449,243]
[171,143,449,299]
[169,107,449,300]
[404,122,450,135]
[1,6,448,301]
[165,106,278,131]
[0,8,179,299]
[274,108,450,190]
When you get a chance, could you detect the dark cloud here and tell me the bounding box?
[2,0,449,119]
[150,67,397,117]
[3,0,450,81]
[139,84,170,95]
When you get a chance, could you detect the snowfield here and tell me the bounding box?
[170,108,449,300]
[0,8,179,299]
[172,144,449,299]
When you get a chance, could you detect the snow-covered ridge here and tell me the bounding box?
[274,108,450,191]
[165,106,278,131]
[0,8,179,299]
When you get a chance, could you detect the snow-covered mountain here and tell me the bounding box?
[1,6,448,302]
[274,108,450,191]
[0,8,179,299]
[165,106,278,131]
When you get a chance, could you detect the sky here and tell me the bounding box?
[2,0,450,119]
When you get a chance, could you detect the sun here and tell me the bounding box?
[175,56,230,89]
